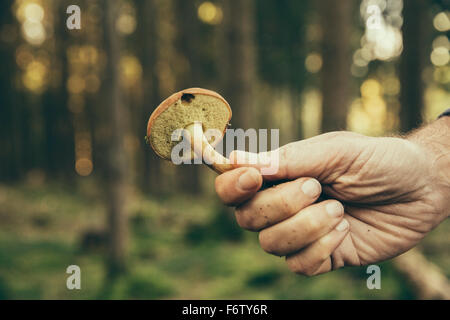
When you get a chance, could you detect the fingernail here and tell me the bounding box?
[238,169,260,190]
[335,219,349,232]
[301,179,321,198]
[326,202,344,218]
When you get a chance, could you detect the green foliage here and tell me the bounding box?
[126,272,175,299]
[0,183,448,299]
[184,205,244,244]
[246,269,283,288]
[0,277,12,300]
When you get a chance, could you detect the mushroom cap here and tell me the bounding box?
[146,88,232,160]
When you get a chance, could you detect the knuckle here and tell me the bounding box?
[214,176,226,198]
[258,230,276,254]
[305,215,322,234]
[278,145,288,161]
[322,131,355,140]
[318,248,331,263]
[315,235,335,262]
[235,208,259,231]
[322,131,342,139]
[317,231,333,247]
[286,257,313,276]
[277,190,296,215]
[302,268,317,277]
[276,145,292,176]
[286,257,300,273]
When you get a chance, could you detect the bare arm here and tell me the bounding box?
[408,116,450,219]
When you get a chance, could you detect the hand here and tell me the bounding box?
[215,118,450,276]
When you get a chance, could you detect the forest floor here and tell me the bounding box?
[0,180,448,299]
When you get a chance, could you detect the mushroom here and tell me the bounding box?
[146,88,234,174]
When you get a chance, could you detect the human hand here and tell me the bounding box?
[215,118,450,276]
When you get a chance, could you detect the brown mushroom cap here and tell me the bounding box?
[146,88,232,160]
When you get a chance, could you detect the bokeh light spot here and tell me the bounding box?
[120,55,142,87]
[430,47,450,67]
[116,14,136,35]
[198,2,223,25]
[305,53,322,73]
[75,158,93,176]
[67,75,86,94]
[361,79,383,98]
[24,3,44,23]
[22,20,46,46]
[433,11,450,32]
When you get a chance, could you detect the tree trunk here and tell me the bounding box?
[137,0,163,194]
[0,0,18,180]
[399,0,429,133]
[218,0,257,130]
[174,0,202,194]
[43,0,74,179]
[102,0,128,277]
[319,0,352,132]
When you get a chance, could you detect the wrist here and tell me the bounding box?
[407,116,450,218]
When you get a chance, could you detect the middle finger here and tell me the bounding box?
[258,200,345,256]
[235,177,322,231]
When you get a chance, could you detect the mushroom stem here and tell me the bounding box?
[185,122,233,174]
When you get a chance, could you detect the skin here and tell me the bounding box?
[214,116,450,276]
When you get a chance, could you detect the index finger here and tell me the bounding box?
[229,148,287,181]
[215,167,263,206]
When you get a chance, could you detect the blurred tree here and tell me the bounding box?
[43,0,74,179]
[102,0,129,276]
[399,0,430,132]
[136,0,163,194]
[256,0,308,90]
[0,0,18,180]
[319,0,353,132]
[218,0,257,129]
[174,0,202,194]
[255,0,309,139]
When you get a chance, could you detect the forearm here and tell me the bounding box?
[407,116,450,218]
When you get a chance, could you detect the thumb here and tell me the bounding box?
[230,132,349,182]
